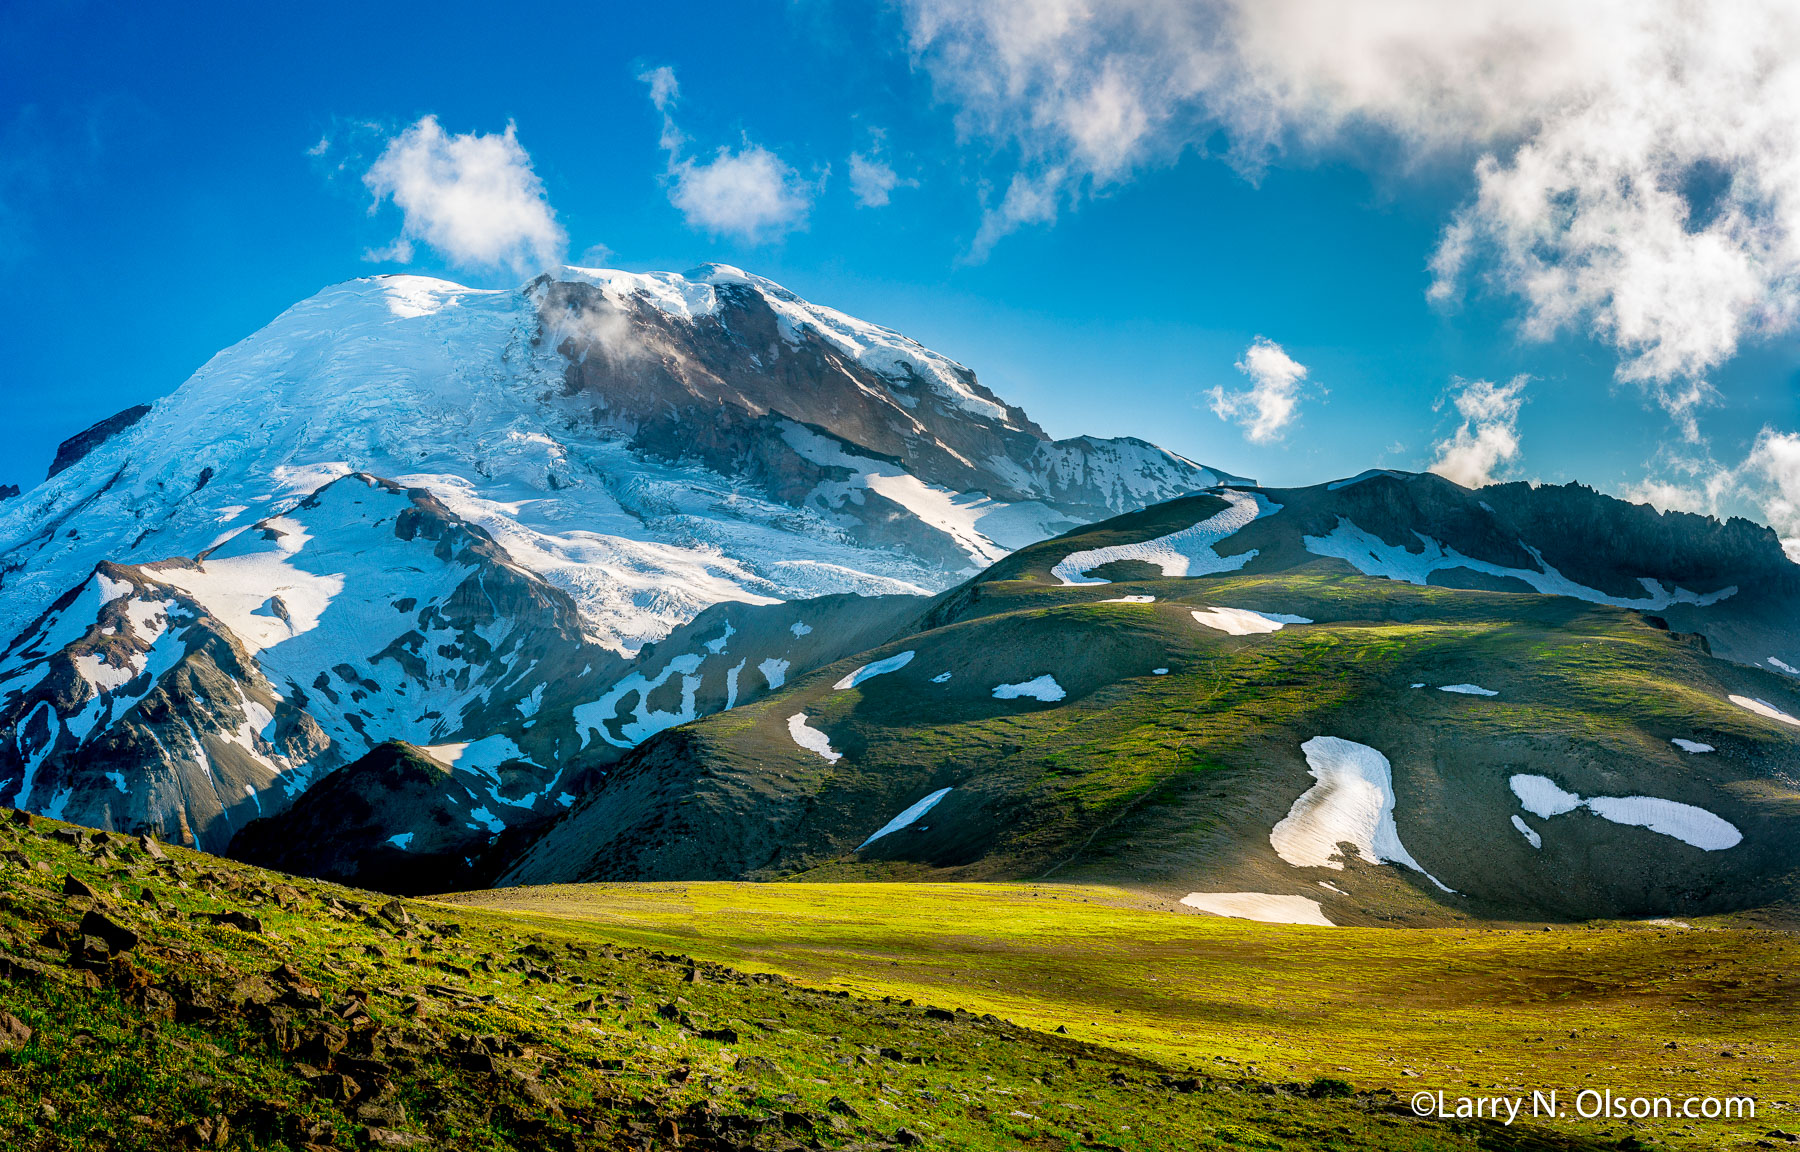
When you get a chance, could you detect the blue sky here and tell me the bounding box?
[4,1,1798,545]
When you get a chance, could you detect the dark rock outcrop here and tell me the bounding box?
[46,403,151,479]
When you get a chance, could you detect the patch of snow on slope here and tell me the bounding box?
[1098,595,1155,604]
[759,657,790,690]
[104,771,129,795]
[1270,736,1453,892]
[786,713,842,763]
[1584,796,1742,850]
[1438,683,1498,696]
[1510,774,1585,817]
[781,422,1018,568]
[1672,738,1714,753]
[931,672,952,683]
[73,653,139,693]
[1190,607,1311,635]
[573,654,704,749]
[1770,657,1799,675]
[724,659,745,710]
[1511,815,1542,849]
[790,621,812,637]
[423,735,525,774]
[1179,892,1334,927]
[1508,773,1740,850]
[1729,694,1800,728]
[834,650,915,690]
[992,675,1065,702]
[1302,518,1736,611]
[386,832,414,850]
[1051,490,1273,586]
[856,787,952,851]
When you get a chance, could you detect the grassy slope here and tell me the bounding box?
[456,880,1799,1150]
[0,812,1649,1152]
[610,564,1800,922]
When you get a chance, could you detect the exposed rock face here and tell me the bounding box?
[0,485,18,501]
[46,404,152,479]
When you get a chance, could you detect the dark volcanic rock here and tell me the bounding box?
[47,403,152,479]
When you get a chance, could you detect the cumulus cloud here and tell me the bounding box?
[642,67,811,241]
[900,0,1800,416]
[1429,376,1526,488]
[363,116,564,276]
[1746,431,1800,560]
[1208,338,1309,443]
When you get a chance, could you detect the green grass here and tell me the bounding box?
[0,812,1649,1152]
[454,880,1800,1150]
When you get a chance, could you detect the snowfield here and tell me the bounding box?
[855,786,952,852]
[992,675,1066,702]
[1437,683,1499,696]
[1097,595,1155,604]
[1671,738,1714,753]
[833,650,915,691]
[1050,490,1274,585]
[1301,518,1737,611]
[1508,773,1741,850]
[1510,814,1543,849]
[1189,607,1312,635]
[1179,892,1335,927]
[1269,736,1453,892]
[1729,694,1800,727]
[786,713,842,763]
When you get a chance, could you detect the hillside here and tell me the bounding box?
[501,473,1800,925]
[0,808,1694,1152]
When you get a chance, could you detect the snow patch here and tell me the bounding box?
[992,675,1065,702]
[1303,518,1736,611]
[1671,738,1714,753]
[1179,892,1335,927]
[1270,736,1453,892]
[856,787,952,851]
[1511,814,1542,849]
[931,672,952,684]
[387,832,414,850]
[1438,683,1498,696]
[834,650,915,691]
[1098,595,1155,604]
[573,653,705,749]
[1508,773,1741,850]
[1769,657,1799,675]
[1152,667,1169,675]
[786,713,842,763]
[758,657,790,690]
[1190,607,1311,635]
[790,621,812,637]
[1051,490,1272,585]
[1729,694,1800,728]
[104,771,129,795]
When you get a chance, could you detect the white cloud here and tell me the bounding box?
[363,116,564,276]
[1207,337,1309,443]
[1746,430,1800,561]
[670,145,811,241]
[643,68,811,242]
[900,1,1800,415]
[1429,376,1526,488]
[849,152,901,207]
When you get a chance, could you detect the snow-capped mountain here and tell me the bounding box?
[0,264,1238,864]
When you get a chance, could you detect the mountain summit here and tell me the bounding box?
[0,265,1236,867]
